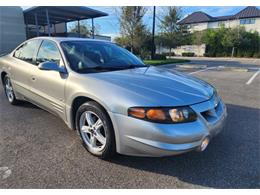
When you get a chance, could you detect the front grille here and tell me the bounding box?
[201,102,221,123]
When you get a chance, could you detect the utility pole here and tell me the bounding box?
[151,6,156,60]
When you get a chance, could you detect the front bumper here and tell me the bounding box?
[110,98,227,157]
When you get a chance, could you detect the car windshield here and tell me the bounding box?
[60,40,147,73]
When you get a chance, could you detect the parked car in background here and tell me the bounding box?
[0,37,227,159]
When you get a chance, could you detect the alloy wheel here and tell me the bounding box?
[79,111,107,152]
[4,77,14,103]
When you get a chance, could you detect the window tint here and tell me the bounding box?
[14,40,41,64]
[61,41,145,73]
[36,40,62,66]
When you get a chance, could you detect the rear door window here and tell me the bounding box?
[14,40,41,64]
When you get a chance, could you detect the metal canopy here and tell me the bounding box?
[24,6,108,25]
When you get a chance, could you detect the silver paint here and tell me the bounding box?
[0,37,227,157]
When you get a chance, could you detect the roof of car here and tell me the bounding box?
[30,37,111,43]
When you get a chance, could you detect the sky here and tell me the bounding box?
[87,6,256,39]
[23,6,259,40]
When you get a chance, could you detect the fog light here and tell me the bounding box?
[200,137,210,151]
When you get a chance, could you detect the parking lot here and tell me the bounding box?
[0,60,259,188]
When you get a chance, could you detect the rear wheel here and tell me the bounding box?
[76,101,116,159]
[3,75,19,105]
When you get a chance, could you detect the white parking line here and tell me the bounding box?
[246,69,260,85]
[189,67,217,75]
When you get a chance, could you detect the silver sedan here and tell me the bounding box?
[0,37,227,159]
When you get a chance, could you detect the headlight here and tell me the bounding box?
[128,107,197,123]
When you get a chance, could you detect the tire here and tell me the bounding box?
[3,75,19,105]
[76,101,116,159]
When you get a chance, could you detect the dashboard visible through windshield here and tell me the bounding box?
[60,41,147,73]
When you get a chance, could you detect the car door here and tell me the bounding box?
[10,40,41,98]
[29,40,67,120]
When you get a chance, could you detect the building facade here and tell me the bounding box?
[178,6,260,33]
[0,7,26,55]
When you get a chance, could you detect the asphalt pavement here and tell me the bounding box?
[0,59,259,188]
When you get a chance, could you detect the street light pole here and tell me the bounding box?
[151,6,156,60]
[45,9,51,37]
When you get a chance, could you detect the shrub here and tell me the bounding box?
[140,49,151,60]
[162,52,175,56]
[253,52,260,58]
[216,53,222,57]
[182,52,195,57]
[236,51,244,58]
[188,27,259,58]
[244,52,254,58]
[153,54,167,60]
[203,53,211,57]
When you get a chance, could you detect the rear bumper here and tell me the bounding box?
[110,98,227,157]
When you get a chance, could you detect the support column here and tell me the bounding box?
[34,13,39,37]
[78,20,80,37]
[92,18,94,39]
[65,22,67,37]
[25,23,29,39]
[54,24,56,35]
[45,8,51,36]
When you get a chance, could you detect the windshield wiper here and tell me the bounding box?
[78,64,147,73]
[90,65,146,70]
[78,66,124,73]
[90,66,125,70]
[124,64,147,69]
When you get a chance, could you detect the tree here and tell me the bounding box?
[69,23,91,37]
[200,27,228,56]
[220,27,245,56]
[192,26,260,57]
[159,6,181,33]
[192,31,205,45]
[69,21,100,37]
[158,7,182,55]
[117,6,147,53]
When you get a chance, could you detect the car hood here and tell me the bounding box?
[89,66,214,106]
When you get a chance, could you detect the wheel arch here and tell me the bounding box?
[69,95,112,131]
[1,71,7,85]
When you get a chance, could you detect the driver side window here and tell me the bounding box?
[36,40,63,66]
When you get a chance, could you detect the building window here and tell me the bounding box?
[240,18,256,25]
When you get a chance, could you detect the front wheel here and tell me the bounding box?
[3,75,19,105]
[76,101,116,159]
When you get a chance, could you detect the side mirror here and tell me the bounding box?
[38,61,66,74]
